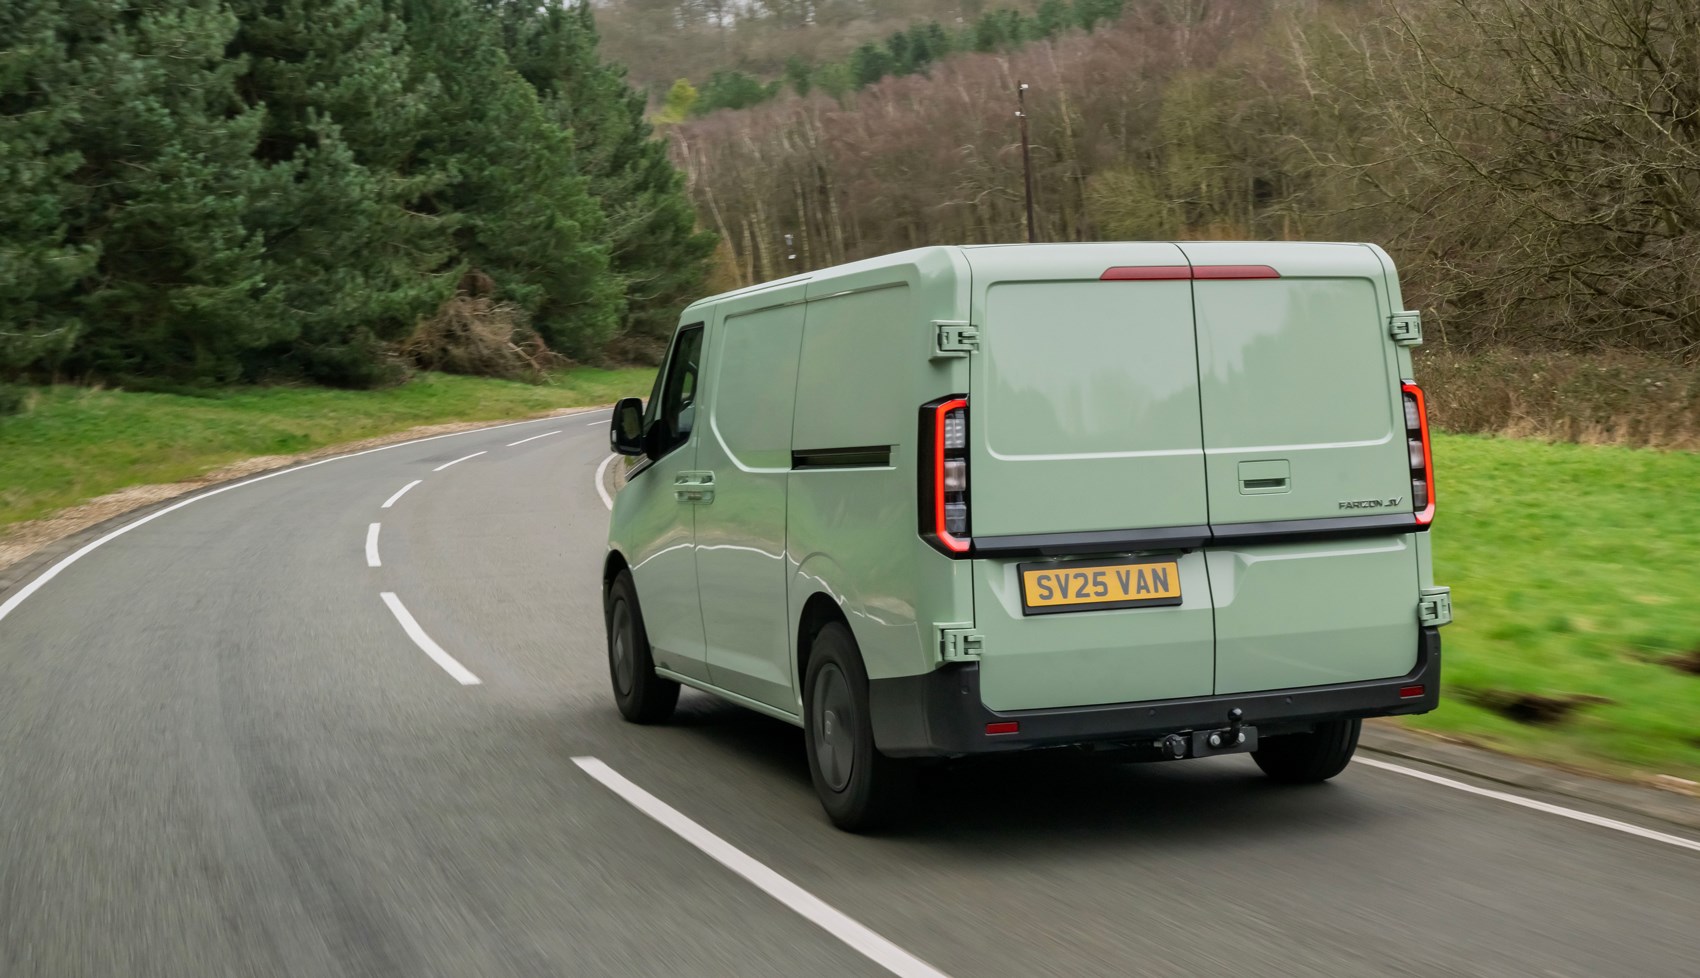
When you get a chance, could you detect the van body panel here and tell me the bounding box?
[972,279,1208,535]
[1206,537,1420,694]
[1186,267,1409,527]
[1176,242,1423,694]
[694,288,807,708]
[958,243,1216,710]
[614,327,710,682]
[972,552,1215,711]
[962,243,1205,537]
[786,248,975,689]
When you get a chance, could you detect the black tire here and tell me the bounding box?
[803,622,915,832]
[605,570,679,724]
[1252,718,1361,784]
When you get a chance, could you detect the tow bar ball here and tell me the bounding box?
[1210,708,1248,749]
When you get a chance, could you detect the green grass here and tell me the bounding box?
[0,369,653,530]
[1414,433,1700,782]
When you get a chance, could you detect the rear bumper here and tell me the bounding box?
[869,627,1441,757]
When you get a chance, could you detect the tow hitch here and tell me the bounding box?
[1156,709,1259,759]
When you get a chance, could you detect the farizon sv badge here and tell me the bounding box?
[1338,496,1403,510]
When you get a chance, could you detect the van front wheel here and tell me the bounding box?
[803,623,914,831]
[605,571,679,724]
[1252,718,1361,783]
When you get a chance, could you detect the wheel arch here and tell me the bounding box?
[603,550,631,608]
[796,591,852,702]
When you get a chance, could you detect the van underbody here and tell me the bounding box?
[871,628,1440,758]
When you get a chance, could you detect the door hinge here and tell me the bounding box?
[936,624,983,662]
[1389,310,1423,347]
[1418,586,1452,627]
[932,321,978,358]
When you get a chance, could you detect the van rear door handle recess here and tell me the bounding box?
[674,471,715,504]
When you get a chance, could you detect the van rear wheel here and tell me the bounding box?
[804,623,914,831]
[605,570,679,724]
[1252,718,1361,783]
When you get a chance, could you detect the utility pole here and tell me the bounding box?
[1016,81,1037,243]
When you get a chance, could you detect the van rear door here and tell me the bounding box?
[959,244,1215,711]
[1179,243,1421,695]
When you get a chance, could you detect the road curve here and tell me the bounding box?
[1,414,1695,978]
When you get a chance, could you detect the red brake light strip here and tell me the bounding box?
[1402,381,1436,526]
[1101,265,1281,281]
[934,398,970,553]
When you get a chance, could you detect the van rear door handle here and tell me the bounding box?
[674,471,715,504]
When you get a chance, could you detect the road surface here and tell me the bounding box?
[2,412,1695,977]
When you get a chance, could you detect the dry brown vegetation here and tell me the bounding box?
[1418,349,1700,448]
[667,0,1700,368]
[398,273,572,382]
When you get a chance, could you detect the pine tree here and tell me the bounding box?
[404,0,621,357]
[783,56,812,96]
[228,0,454,385]
[850,42,894,88]
[694,69,779,113]
[1036,0,1071,38]
[885,30,913,76]
[494,1,714,346]
[0,0,96,377]
[24,0,276,384]
[1074,0,1125,32]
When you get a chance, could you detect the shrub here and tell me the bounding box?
[398,276,570,382]
[1416,349,1700,449]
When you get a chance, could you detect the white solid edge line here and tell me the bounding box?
[507,429,562,447]
[571,757,952,978]
[365,523,383,568]
[1355,757,1700,852]
[433,450,487,472]
[379,592,481,685]
[0,412,577,628]
[594,454,616,511]
[381,479,423,509]
[586,419,610,426]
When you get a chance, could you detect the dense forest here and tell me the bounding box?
[631,0,1700,360]
[0,0,714,388]
[3,0,1695,398]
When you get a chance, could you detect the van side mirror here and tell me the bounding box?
[610,397,646,456]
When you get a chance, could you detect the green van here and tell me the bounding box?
[603,242,1451,830]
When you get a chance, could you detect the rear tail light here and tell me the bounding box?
[920,396,971,555]
[1400,382,1435,526]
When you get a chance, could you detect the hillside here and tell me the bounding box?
[662,0,1700,365]
[593,0,1050,94]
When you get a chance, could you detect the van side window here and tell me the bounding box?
[654,325,705,458]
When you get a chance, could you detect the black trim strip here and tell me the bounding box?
[1210,512,1420,545]
[792,445,891,469]
[974,525,1210,558]
[969,512,1421,558]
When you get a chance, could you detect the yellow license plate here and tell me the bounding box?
[1019,558,1183,615]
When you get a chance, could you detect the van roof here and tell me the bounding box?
[681,241,1391,314]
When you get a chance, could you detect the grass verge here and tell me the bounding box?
[1417,433,1700,784]
[0,369,653,531]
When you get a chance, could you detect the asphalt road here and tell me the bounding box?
[2,412,1696,978]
